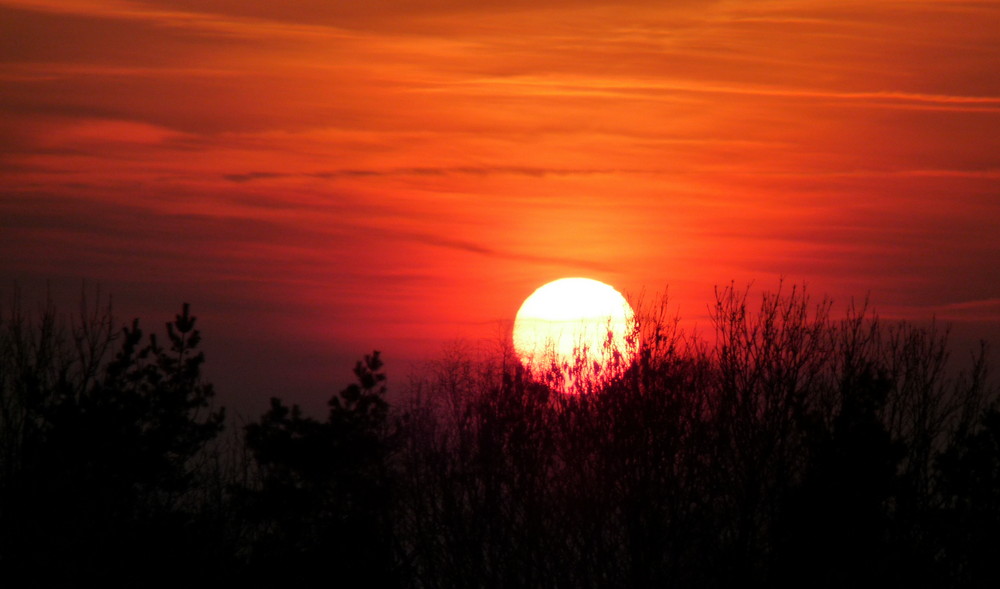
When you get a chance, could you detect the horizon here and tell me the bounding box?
[2,278,993,419]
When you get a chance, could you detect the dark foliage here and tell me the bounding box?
[0,297,225,586]
[238,352,396,586]
[390,284,997,588]
[935,407,1000,587]
[1,284,998,588]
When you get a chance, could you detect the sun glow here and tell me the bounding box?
[513,277,636,393]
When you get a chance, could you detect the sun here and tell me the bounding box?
[513,277,636,393]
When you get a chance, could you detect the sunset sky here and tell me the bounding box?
[2,0,999,414]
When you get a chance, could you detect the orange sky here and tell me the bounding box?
[2,0,999,412]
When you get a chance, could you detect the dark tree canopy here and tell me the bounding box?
[0,299,224,585]
[0,285,997,588]
[240,351,396,586]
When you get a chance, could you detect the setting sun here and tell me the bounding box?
[513,277,635,392]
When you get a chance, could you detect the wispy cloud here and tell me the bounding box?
[223,166,638,183]
[0,0,354,39]
[445,75,1000,112]
[387,229,615,273]
[942,298,1000,312]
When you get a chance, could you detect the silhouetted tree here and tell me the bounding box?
[3,282,996,587]
[773,368,905,587]
[392,283,997,588]
[0,296,225,585]
[936,405,1000,587]
[241,351,397,587]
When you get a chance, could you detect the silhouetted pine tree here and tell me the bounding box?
[0,299,225,586]
[241,351,397,587]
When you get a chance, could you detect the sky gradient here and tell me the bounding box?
[3,0,999,413]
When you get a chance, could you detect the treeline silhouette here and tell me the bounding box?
[1,285,998,587]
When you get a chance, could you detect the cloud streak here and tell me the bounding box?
[0,0,354,40]
[446,76,1000,112]
[388,230,616,273]
[222,166,641,183]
